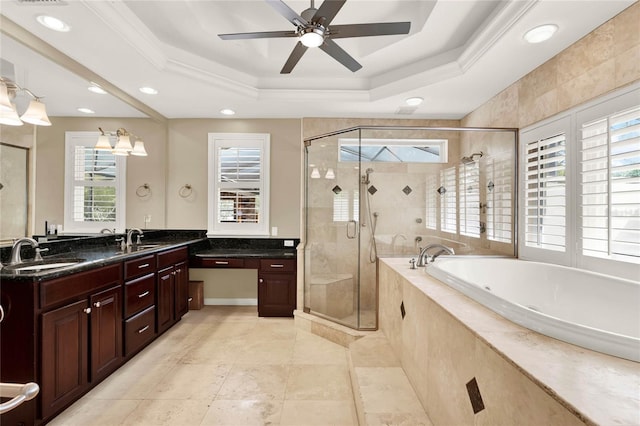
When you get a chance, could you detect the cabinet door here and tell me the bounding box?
[157,266,175,333]
[258,272,296,317]
[174,261,189,319]
[90,285,122,382]
[41,299,89,420]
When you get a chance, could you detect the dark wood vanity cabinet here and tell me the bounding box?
[157,247,189,334]
[258,258,296,317]
[123,255,157,357]
[39,264,123,421]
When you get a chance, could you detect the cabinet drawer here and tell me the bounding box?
[41,263,121,309]
[259,259,296,272]
[124,273,155,317]
[157,246,188,269]
[124,255,155,280]
[198,258,245,268]
[124,305,156,356]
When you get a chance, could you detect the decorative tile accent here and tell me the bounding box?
[466,377,485,414]
[402,185,412,195]
[332,185,342,194]
[488,181,495,192]
[437,186,447,195]
[368,185,378,195]
[400,301,406,319]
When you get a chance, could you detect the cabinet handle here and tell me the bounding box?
[270,264,284,268]
[94,301,101,308]
[138,263,150,269]
[138,291,150,298]
[259,278,264,284]
[214,261,229,265]
[83,307,92,314]
[138,325,150,334]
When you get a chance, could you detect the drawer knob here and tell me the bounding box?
[94,301,101,308]
[259,278,264,284]
[83,307,92,314]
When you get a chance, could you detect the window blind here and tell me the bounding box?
[440,166,457,234]
[459,162,480,237]
[525,133,566,251]
[425,174,437,230]
[580,106,640,262]
[486,153,513,243]
[217,147,262,224]
[73,146,117,222]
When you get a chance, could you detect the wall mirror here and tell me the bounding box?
[0,142,29,244]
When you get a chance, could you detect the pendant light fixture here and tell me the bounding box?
[0,79,52,126]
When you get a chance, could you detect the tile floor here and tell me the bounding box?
[50,306,359,426]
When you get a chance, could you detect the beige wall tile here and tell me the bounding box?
[613,1,640,55]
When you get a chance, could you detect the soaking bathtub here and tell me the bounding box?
[426,257,640,362]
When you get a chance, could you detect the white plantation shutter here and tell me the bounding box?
[425,174,437,230]
[64,132,126,233]
[486,153,513,243]
[580,106,640,263]
[208,134,270,235]
[333,189,359,222]
[524,133,566,251]
[440,166,457,234]
[459,162,480,237]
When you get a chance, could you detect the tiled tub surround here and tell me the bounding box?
[378,257,640,426]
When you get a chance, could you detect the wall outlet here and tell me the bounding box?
[284,240,294,247]
[271,226,278,236]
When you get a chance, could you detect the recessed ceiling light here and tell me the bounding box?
[88,84,107,95]
[220,108,236,116]
[524,24,558,44]
[139,87,158,95]
[77,107,95,114]
[36,15,70,32]
[405,97,424,106]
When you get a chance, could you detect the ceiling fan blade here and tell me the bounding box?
[312,0,346,26]
[281,42,309,74]
[329,22,411,39]
[219,30,297,40]
[319,38,361,72]
[265,0,308,27]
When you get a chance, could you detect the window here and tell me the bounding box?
[580,105,640,263]
[440,166,457,234]
[208,133,270,236]
[520,83,639,279]
[333,189,358,222]
[339,138,448,163]
[64,132,126,233]
[459,162,480,237]
[524,132,567,252]
[485,152,513,243]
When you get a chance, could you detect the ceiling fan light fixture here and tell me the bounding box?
[299,28,324,48]
[524,24,558,44]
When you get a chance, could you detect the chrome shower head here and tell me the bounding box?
[362,168,374,184]
[461,152,483,164]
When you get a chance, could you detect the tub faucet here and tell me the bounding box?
[417,243,454,267]
[126,228,144,247]
[9,238,40,265]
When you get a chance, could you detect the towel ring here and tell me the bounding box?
[179,184,193,198]
[136,183,151,198]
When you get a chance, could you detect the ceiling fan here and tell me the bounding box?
[218,0,411,74]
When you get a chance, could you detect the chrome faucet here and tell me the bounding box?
[416,243,455,267]
[100,228,115,234]
[9,238,40,265]
[126,228,144,247]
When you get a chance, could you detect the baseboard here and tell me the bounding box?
[204,298,257,306]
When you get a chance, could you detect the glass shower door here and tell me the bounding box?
[304,129,361,329]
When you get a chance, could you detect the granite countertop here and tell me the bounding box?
[0,233,300,281]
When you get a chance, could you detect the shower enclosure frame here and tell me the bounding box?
[303,125,519,331]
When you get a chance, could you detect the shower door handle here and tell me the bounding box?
[346,220,357,239]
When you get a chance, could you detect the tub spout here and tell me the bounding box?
[417,244,454,267]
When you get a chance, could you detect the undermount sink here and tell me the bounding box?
[3,258,85,272]
[134,244,162,250]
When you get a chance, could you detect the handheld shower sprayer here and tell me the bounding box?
[362,168,374,185]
